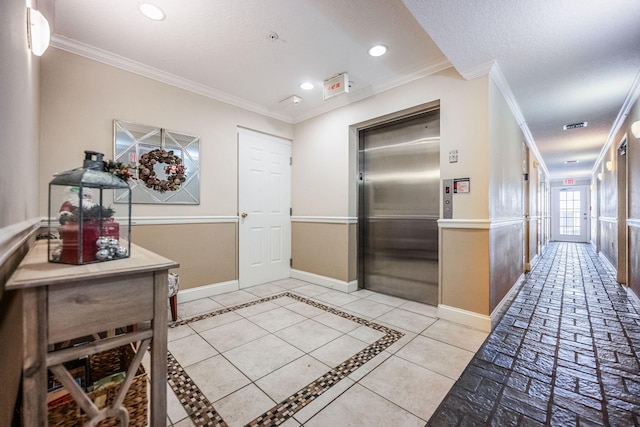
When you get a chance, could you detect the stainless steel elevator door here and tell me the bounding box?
[359,110,440,305]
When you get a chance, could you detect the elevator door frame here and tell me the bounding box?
[357,107,440,305]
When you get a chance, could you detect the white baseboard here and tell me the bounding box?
[598,251,617,274]
[625,285,640,308]
[176,270,358,304]
[490,273,525,328]
[437,304,492,332]
[177,280,239,303]
[291,269,358,293]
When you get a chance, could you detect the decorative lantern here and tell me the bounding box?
[48,151,132,264]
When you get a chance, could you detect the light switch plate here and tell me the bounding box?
[449,150,458,163]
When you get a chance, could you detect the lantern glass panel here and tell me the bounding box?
[47,151,132,265]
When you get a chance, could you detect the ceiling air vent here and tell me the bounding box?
[563,122,588,130]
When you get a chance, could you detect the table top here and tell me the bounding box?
[6,240,179,290]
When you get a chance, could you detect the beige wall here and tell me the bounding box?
[527,152,543,266]
[440,228,490,314]
[36,41,551,330]
[598,141,619,269]
[0,0,42,423]
[40,48,293,218]
[0,0,40,230]
[488,79,525,220]
[292,67,533,319]
[628,99,640,296]
[294,67,491,219]
[438,76,531,316]
[489,223,524,312]
[133,223,236,289]
[486,78,527,311]
[293,68,492,298]
[292,222,351,282]
[593,93,640,290]
[39,48,294,286]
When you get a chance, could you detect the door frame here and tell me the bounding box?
[237,127,292,288]
[617,136,629,285]
[356,107,441,304]
[523,143,530,271]
[551,185,590,242]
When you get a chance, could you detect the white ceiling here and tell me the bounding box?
[41,0,640,180]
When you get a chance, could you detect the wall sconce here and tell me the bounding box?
[605,160,613,171]
[27,7,50,56]
[632,120,640,139]
[597,172,604,181]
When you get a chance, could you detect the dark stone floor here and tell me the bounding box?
[428,242,640,426]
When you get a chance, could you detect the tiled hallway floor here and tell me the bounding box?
[166,280,488,426]
[430,242,640,426]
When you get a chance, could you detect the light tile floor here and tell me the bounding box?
[163,279,489,426]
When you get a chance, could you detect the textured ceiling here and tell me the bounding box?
[41,0,640,180]
[403,0,640,179]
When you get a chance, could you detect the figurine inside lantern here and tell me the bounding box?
[48,151,132,264]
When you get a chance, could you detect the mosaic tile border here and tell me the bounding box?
[167,292,405,427]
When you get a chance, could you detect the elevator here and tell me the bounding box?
[358,109,440,305]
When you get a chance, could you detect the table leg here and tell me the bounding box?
[150,271,168,427]
[22,288,48,427]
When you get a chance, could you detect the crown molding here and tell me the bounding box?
[592,68,640,177]
[50,35,293,124]
[489,62,550,178]
[458,60,495,81]
[50,36,452,126]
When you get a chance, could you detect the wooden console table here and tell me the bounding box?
[6,241,178,426]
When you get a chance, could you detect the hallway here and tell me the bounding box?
[429,242,640,425]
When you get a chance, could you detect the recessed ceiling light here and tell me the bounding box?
[139,3,165,21]
[368,44,388,57]
[300,82,314,90]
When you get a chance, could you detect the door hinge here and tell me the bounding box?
[290,258,293,267]
[290,207,292,216]
[290,157,292,166]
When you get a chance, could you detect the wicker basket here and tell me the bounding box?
[47,344,148,427]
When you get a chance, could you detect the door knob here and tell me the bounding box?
[241,213,248,219]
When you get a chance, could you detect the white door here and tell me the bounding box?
[238,128,291,288]
[552,185,589,242]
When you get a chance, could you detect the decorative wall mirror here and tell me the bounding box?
[113,120,200,204]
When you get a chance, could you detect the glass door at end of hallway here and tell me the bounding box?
[551,185,589,243]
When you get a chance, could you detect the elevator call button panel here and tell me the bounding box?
[443,179,453,219]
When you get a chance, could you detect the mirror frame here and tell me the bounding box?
[113,120,200,205]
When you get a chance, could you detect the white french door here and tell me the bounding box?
[238,128,291,288]
[552,185,589,242]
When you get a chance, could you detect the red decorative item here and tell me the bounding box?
[58,223,100,264]
[101,218,120,239]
